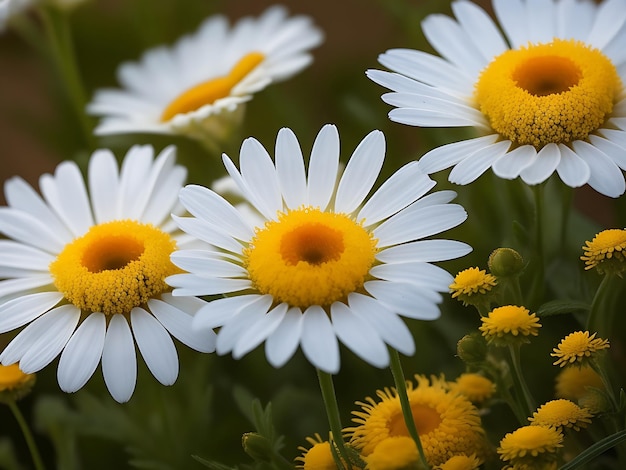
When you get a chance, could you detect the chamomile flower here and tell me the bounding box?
[0,146,215,403]
[554,365,604,402]
[497,425,563,466]
[551,331,610,368]
[368,0,626,197]
[529,399,593,431]
[87,6,323,147]
[168,124,471,374]
[480,305,541,346]
[581,228,626,274]
[449,267,497,307]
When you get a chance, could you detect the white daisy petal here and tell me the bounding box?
[3,305,80,373]
[365,280,442,320]
[520,143,561,185]
[102,314,137,403]
[216,295,273,355]
[172,216,245,254]
[418,135,499,175]
[555,144,591,188]
[0,209,67,253]
[0,276,54,300]
[131,307,179,386]
[451,0,509,61]
[167,273,251,296]
[335,130,385,214]
[170,250,247,278]
[586,0,626,50]
[331,302,389,368]
[492,145,537,179]
[57,313,106,393]
[0,292,63,333]
[307,124,340,210]
[265,308,303,369]
[88,149,120,224]
[276,127,307,209]
[370,262,454,292]
[572,140,626,197]
[376,239,472,263]
[233,303,288,359]
[193,295,262,330]
[347,293,415,356]
[448,141,511,184]
[592,132,626,169]
[492,0,527,48]
[301,306,339,374]
[0,240,55,271]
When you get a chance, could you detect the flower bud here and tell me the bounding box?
[488,248,524,278]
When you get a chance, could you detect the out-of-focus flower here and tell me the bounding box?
[295,434,354,470]
[347,375,486,467]
[0,146,215,403]
[529,399,593,431]
[449,373,496,405]
[368,0,626,197]
[362,436,419,470]
[554,365,604,402]
[479,305,541,346]
[434,454,482,470]
[168,124,470,373]
[0,363,35,402]
[551,331,609,368]
[581,228,626,275]
[87,6,323,147]
[0,0,85,31]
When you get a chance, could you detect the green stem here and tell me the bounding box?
[507,344,535,417]
[316,369,351,469]
[7,399,46,470]
[528,184,545,308]
[389,349,430,470]
[586,274,618,338]
[37,5,96,152]
[559,185,573,252]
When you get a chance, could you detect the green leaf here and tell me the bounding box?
[536,299,590,317]
[559,430,626,470]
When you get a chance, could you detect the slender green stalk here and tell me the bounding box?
[316,369,351,469]
[586,273,618,338]
[528,183,545,308]
[7,399,46,470]
[507,344,535,417]
[389,349,430,470]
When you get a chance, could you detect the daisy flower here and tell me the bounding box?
[529,399,593,431]
[347,375,486,466]
[368,0,626,197]
[168,124,471,373]
[0,145,215,403]
[480,305,541,346]
[581,228,626,274]
[87,6,323,146]
[551,331,610,368]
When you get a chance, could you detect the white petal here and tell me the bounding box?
[331,302,388,368]
[88,149,120,224]
[586,0,626,50]
[2,305,80,373]
[170,250,247,278]
[0,291,64,333]
[0,240,56,271]
[167,273,251,296]
[370,262,454,292]
[493,0,527,48]
[590,134,626,170]
[358,163,435,226]
[0,276,54,300]
[520,143,561,185]
[0,209,67,254]
[239,137,283,220]
[173,216,245,254]
[57,313,106,393]
[276,127,307,209]
[448,141,511,184]
[364,280,441,320]
[418,135,499,174]
[347,293,415,356]
[377,239,472,263]
[492,145,537,179]
[334,130,385,214]
[265,308,303,368]
[556,144,591,188]
[300,306,339,373]
[193,295,262,330]
[307,124,340,210]
[452,0,509,61]
[116,145,155,219]
[102,314,137,403]
[131,307,179,386]
[215,295,273,355]
[148,298,215,353]
[526,0,557,44]
[374,203,467,248]
[233,303,288,358]
[572,140,625,197]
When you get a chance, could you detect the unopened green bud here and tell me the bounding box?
[457,333,488,364]
[242,432,273,462]
[578,388,611,415]
[488,248,524,278]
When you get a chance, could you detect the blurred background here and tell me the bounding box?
[0,0,624,468]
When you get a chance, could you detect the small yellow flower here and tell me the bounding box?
[434,454,482,470]
[450,267,497,307]
[449,373,496,405]
[498,425,563,463]
[347,375,486,467]
[363,436,419,470]
[551,331,609,368]
[554,365,604,402]
[581,229,626,274]
[0,364,35,402]
[479,305,541,346]
[295,433,354,469]
[529,399,593,431]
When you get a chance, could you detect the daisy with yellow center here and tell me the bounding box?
[346,375,485,467]
[168,125,470,373]
[479,305,541,346]
[434,454,482,470]
[529,399,593,431]
[555,365,604,402]
[551,331,610,368]
[581,229,626,274]
[368,0,626,197]
[0,146,215,403]
[497,425,563,466]
[450,267,497,307]
[449,373,496,405]
[87,6,323,146]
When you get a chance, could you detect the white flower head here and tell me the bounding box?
[0,145,216,403]
[87,6,323,146]
[369,0,626,197]
[168,124,472,374]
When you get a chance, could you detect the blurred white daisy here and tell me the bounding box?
[87,6,323,147]
[167,124,471,374]
[0,145,215,403]
[368,0,626,197]
[0,0,84,31]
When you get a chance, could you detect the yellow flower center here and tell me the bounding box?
[50,220,179,316]
[160,52,265,122]
[244,207,377,309]
[389,403,442,437]
[450,267,497,297]
[475,39,622,148]
[0,364,34,391]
